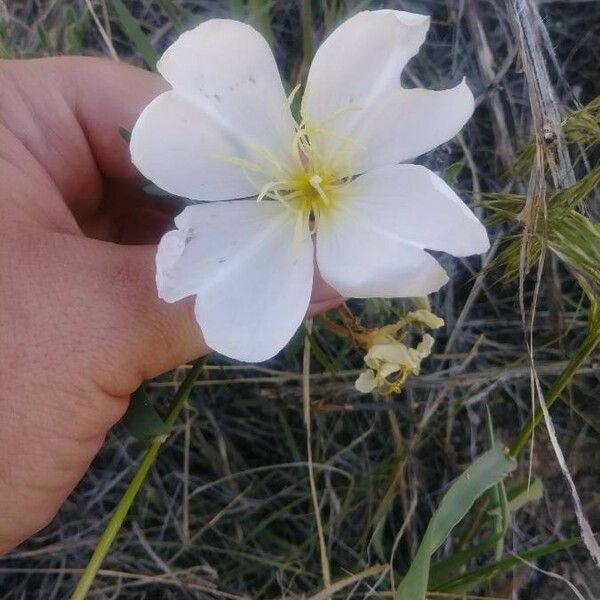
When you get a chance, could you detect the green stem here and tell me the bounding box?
[71,359,205,600]
[302,320,331,588]
[301,0,313,66]
[229,0,244,19]
[509,328,600,459]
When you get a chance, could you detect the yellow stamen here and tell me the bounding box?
[217,85,366,236]
[309,175,330,207]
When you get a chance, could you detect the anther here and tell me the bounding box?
[309,174,330,207]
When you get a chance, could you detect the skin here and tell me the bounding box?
[0,57,340,555]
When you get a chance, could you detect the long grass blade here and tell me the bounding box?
[436,537,582,594]
[395,447,516,600]
[111,0,158,70]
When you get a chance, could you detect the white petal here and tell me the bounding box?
[304,10,430,171]
[316,162,488,298]
[329,164,490,257]
[156,201,314,362]
[350,80,475,171]
[415,333,435,359]
[157,19,296,166]
[131,91,257,201]
[355,369,377,393]
[305,10,429,124]
[316,204,449,299]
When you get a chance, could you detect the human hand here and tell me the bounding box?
[0,57,339,554]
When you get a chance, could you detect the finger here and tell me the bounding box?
[307,296,344,317]
[79,181,183,244]
[309,271,344,316]
[0,57,167,221]
[84,240,207,390]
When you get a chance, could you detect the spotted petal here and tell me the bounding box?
[156,201,314,362]
[131,20,297,201]
[131,91,258,201]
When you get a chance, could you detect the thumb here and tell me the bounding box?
[93,240,208,390]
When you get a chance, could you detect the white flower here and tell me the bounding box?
[130,10,489,362]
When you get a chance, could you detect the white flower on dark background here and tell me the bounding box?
[131,10,489,362]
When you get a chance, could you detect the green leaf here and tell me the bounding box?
[284,325,306,360]
[155,0,184,32]
[485,407,510,560]
[436,537,581,594]
[428,536,500,589]
[395,446,516,600]
[111,0,159,70]
[304,326,337,375]
[229,0,245,19]
[426,476,544,589]
[119,126,131,143]
[506,478,544,512]
[64,5,90,54]
[443,161,464,185]
[123,387,167,441]
[248,0,275,44]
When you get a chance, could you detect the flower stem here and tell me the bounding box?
[301,0,313,65]
[303,320,331,589]
[508,327,599,460]
[228,0,244,19]
[70,359,205,600]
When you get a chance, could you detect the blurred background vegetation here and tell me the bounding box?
[0,0,599,598]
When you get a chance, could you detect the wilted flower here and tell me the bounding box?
[355,308,443,394]
[355,333,434,394]
[131,10,489,361]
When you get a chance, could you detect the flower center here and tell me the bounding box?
[255,168,340,254]
[221,86,363,250]
[290,172,332,215]
[250,119,348,250]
